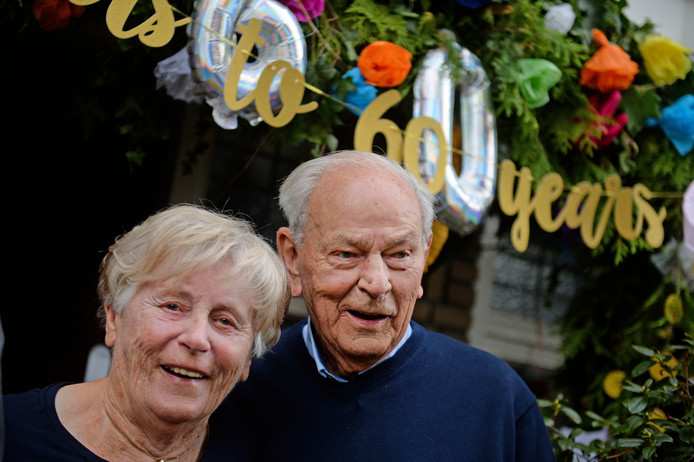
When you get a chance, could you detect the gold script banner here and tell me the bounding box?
[67,0,670,253]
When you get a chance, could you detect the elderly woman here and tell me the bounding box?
[3,204,290,461]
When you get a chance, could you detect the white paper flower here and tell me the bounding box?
[544,4,575,35]
[153,47,203,104]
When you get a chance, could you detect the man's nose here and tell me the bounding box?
[178,313,211,353]
[358,254,392,297]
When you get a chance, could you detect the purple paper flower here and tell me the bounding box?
[340,68,378,116]
[455,0,508,9]
[648,94,694,156]
[277,0,324,22]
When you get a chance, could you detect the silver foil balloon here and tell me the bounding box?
[187,0,307,129]
[413,45,498,236]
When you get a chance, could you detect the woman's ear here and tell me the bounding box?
[276,227,304,298]
[104,304,118,347]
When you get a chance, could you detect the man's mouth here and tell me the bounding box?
[347,310,387,321]
[161,365,208,379]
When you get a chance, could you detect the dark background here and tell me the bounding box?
[2,10,183,393]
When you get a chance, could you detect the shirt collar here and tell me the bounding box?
[302,317,412,383]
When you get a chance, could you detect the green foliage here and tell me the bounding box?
[542,337,694,460]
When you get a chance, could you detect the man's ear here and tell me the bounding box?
[276,227,304,298]
[418,232,434,299]
[104,304,118,347]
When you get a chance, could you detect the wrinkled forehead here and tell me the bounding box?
[305,167,424,239]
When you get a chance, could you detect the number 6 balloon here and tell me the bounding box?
[413,44,498,236]
[187,0,308,129]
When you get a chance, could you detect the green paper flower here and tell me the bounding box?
[515,58,563,109]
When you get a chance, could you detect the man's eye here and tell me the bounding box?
[392,251,408,258]
[165,304,179,311]
[338,251,355,258]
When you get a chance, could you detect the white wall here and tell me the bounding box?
[624,0,694,48]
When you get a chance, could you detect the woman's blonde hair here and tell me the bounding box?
[97,204,290,357]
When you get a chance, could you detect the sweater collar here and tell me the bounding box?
[302,317,413,382]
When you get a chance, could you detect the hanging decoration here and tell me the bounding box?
[580,29,639,92]
[647,94,694,156]
[543,3,575,35]
[514,58,563,109]
[58,0,692,259]
[153,47,203,104]
[337,68,378,116]
[639,34,692,87]
[357,41,412,87]
[412,44,497,237]
[187,0,308,129]
[583,90,629,148]
[32,0,84,30]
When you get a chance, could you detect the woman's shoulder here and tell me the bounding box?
[4,382,106,462]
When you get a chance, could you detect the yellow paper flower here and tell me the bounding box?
[649,355,678,381]
[647,408,667,432]
[602,370,626,399]
[639,35,692,87]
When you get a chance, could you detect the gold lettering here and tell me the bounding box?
[104,0,188,48]
[633,184,666,248]
[255,61,318,127]
[354,90,404,162]
[497,160,534,252]
[223,20,263,111]
[533,172,565,232]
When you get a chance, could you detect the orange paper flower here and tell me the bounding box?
[580,29,638,92]
[32,0,84,30]
[357,41,412,88]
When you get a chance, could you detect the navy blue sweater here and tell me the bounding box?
[212,320,555,461]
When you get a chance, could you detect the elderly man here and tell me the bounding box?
[216,151,555,461]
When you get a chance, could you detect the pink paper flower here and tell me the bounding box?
[587,90,628,148]
[278,0,324,22]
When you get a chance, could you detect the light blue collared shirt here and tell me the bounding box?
[302,317,412,382]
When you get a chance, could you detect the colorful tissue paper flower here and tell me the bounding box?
[277,0,324,22]
[544,3,575,34]
[338,68,377,116]
[516,59,562,109]
[648,94,694,156]
[581,90,628,148]
[153,48,204,104]
[32,0,84,30]
[357,41,412,88]
[639,34,692,87]
[580,29,639,92]
[455,0,508,8]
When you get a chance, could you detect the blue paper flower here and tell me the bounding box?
[456,0,508,9]
[648,94,694,156]
[340,68,378,116]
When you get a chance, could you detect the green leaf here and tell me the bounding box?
[617,438,644,448]
[632,345,657,357]
[560,406,583,425]
[625,415,645,434]
[642,446,656,458]
[623,396,648,414]
[632,360,655,378]
[621,87,661,135]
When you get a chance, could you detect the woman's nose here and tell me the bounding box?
[178,313,211,352]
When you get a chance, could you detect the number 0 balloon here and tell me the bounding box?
[413,45,498,236]
[187,0,308,129]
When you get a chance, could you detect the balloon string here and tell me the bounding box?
[173,4,687,200]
